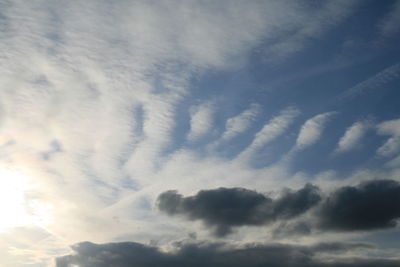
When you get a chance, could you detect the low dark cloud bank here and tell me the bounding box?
[157,179,400,235]
[56,241,399,267]
[157,184,321,236]
[56,180,400,266]
[317,179,400,231]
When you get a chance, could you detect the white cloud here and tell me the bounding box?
[187,102,215,142]
[295,112,337,150]
[0,226,70,267]
[220,104,261,141]
[376,118,400,157]
[386,155,400,168]
[238,107,300,160]
[377,136,400,158]
[335,120,370,153]
[264,0,362,60]
[123,91,187,181]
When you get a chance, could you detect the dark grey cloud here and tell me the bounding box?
[273,221,313,238]
[56,240,399,267]
[276,179,400,235]
[158,179,400,236]
[317,179,400,231]
[157,184,321,236]
[274,183,322,219]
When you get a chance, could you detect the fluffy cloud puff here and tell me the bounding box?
[157,184,321,236]
[158,179,400,236]
[317,179,400,231]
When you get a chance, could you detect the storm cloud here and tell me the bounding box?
[317,179,400,231]
[157,184,321,236]
[56,240,399,267]
[158,179,400,236]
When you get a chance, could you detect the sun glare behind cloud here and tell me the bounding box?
[0,167,52,231]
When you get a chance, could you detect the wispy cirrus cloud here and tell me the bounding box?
[340,63,400,100]
[335,120,371,154]
[187,102,215,143]
[237,107,300,160]
[376,118,400,157]
[378,0,400,37]
[294,112,337,151]
[220,103,261,142]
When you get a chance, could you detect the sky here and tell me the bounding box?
[0,0,400,266]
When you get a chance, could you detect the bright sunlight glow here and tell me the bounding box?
[0,167,52,231]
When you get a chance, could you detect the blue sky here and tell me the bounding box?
[0,1,400,266]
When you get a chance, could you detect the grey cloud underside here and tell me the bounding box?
[157,184,321,236]
[158,180,400,236]
[56,241,399,267]
[317,179,400,231]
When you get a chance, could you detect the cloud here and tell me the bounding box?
[0,0,361,220]
[0,226,70,267]
[238,107,300,159]
[376,118,400,157]
[317,179,400,231]
[187,102,215,142]
[56,240,399,267]
[378,1,400,37]
[261,0,362,61]
[0,0,384,265]
[251,107,300,150]
[295,112,337,150]
[220,104,261,142]
[335,121,370,154]
[158,179,400,236]
[274,184,322,220]
[157,184,320,236]
[157,188,272,236]
[340,63,400,100]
